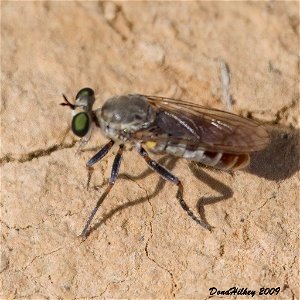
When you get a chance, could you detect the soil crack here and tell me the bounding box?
[21,247,63,271]
[0,140,77,165]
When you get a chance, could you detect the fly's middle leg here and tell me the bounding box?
[81,144,124,238]
[136,145,212,231]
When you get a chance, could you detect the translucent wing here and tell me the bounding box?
[133,95,270,154]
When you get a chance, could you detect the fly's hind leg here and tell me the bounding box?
[137,145,212,231]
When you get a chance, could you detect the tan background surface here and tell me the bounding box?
[1,1,299,299]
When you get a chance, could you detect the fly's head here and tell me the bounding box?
[98,94,156,142]
[61,87,95,138]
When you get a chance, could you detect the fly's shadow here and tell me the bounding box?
[247,126,299,181]
[188,162,233,225]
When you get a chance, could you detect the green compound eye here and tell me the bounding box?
[76,87,94,100]
[75,88,95,111]
[72,112,90,137]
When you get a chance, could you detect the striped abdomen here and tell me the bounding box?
[146,141,250,170]
[195,151,250,170]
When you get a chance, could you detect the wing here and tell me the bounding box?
[133,95,270,154]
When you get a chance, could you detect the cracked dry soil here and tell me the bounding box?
[1,2,299,299]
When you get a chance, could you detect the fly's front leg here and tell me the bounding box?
[81,144,124,238]
[76,128,93,156]
[137,145,212,231]
[85,140,115,189]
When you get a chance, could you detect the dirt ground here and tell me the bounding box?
[1,1,299,299]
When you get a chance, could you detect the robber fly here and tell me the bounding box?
[61,87,270,237]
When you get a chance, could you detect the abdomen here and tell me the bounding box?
[146,141,250,170]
